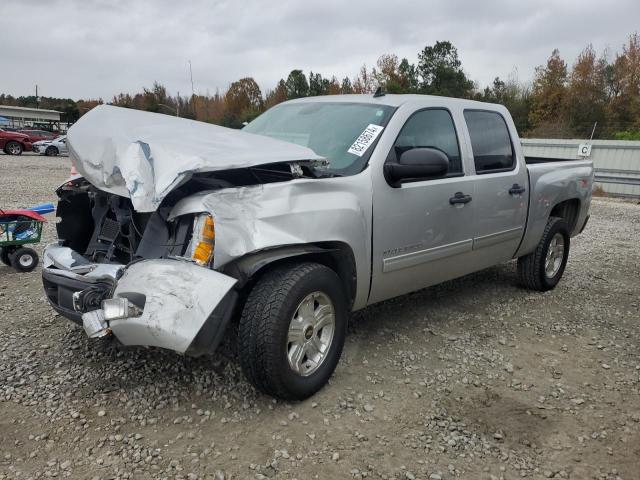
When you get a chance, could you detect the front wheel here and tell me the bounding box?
[10,247,39,272]
[238,262,347,400]
[4,141,23,155]
[45,145,59,156]
[517,216,570,291]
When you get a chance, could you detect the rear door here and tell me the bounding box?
[462,109,528,264]
[369,107,477,304]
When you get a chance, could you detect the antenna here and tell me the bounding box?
[589,121,597,141]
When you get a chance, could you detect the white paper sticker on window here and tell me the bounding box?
[348,124,384,157]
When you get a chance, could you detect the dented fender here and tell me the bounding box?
[168,174,372,310]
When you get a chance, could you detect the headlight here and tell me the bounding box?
[186,214,215,265]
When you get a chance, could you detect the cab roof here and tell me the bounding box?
[283,93,504,111]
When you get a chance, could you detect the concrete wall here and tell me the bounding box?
[522,138,640,198]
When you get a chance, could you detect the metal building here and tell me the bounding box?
[522,138,640,198]
[0,105,62,131]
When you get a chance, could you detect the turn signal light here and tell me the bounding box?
[190,214,215,265]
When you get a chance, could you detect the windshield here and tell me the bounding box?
[244,102,395,175]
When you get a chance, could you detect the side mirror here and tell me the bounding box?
[384,147,449,187]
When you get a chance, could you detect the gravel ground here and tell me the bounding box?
[1,153,639,480]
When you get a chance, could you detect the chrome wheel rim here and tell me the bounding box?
[8,143,20,154]
[545,233,565,278]
[19,254,33,267]
[287,291,335,376]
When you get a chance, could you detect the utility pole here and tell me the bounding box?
[188,60,195,97]
[189,60,195,118]
[35,85,39,109]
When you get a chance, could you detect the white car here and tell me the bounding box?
[33,135,68,156]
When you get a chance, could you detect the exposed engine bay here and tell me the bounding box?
[44,165,296,327]
[56,179,191,265]
[54,163,313,266]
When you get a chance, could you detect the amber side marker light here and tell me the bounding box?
[191,214,215,265]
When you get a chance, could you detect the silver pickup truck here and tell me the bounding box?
[42,95,593,400]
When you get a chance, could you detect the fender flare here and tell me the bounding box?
[223,243,357,308]
[224,244,335,284]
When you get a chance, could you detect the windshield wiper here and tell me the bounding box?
[309,168,343,178]
[291,159,343,179]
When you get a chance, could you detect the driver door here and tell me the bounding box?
[369,108,477,304]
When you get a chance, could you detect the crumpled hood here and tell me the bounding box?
[67,105,324,212]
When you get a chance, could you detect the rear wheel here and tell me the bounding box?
[5,141,23,155]
[0,247,14,266]
[10,247,39,272]
[238,262,347,400]
[517,216,570,291]
[45,145,59,156]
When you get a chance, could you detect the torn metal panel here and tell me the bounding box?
[108,259,237,353]
[168,174,373,310]
[67,105,324,212]
[43,243,123,282]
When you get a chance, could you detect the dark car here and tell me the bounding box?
[18,129,58,143]
[0,129,32,155]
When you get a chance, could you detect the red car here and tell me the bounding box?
[0,129,32,155]
[18,129,58,143]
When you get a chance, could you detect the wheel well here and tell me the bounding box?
[550,199,580,232]
[226,242,358,310]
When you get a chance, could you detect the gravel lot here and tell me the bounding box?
[1,153,639,480]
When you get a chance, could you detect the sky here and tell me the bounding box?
[1,0,639,101]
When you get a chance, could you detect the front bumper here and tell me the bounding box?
[42,244,238,356]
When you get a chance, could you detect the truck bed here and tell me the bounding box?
[516,157,594,258]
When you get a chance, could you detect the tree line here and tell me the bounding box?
[1,34,639,139]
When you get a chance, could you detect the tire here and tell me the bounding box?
[517,216,570,291]
[0,247,13,266]
[10,247,39,272]
[45,145,59,156]
[238,262,348,400]
[4,141,23,155]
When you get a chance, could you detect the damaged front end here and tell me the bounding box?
[42,105,346,356]
[43,177,238,355]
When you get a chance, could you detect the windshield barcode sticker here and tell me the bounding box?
[348,124,384,157]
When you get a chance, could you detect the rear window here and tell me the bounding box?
[463,110,514,173]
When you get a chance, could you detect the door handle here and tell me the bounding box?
[509,184,526,195]
[449,192,472,205]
